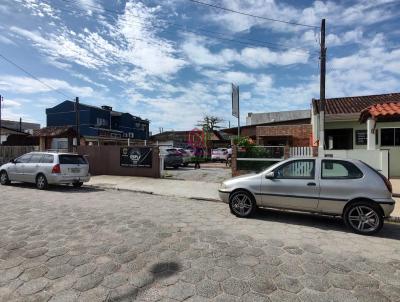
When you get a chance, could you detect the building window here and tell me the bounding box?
[129,133,134,138]
[96,118,108,127]
[381,128,400,146]
[123,133,128,138]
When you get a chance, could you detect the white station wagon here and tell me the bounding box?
[0,152,90,190]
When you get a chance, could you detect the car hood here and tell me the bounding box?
[222,173,260,186]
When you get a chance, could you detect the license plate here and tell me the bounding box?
[70,168,81,173]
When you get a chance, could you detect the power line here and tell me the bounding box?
[0,53,71,99]
[55,0,316,54]
[186,0,320,29]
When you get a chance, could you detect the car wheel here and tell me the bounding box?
[173,165,179,169]
[344,201,383,235]
[229,190,256,218]
[36,174,48,190]
[0,171,10,185]
[73,182,83,188]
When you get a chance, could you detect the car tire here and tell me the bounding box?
[229,190,257,218]
[343,201,383,235]
[73,182,83,188]
[36,174,48,190]
[0,171,10,185]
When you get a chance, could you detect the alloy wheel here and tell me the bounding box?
[348,205,380,233]
[1,172,8,184]
[231,193,253,216]
[37,175,46,189]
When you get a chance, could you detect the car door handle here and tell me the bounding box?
[307,182,316,186]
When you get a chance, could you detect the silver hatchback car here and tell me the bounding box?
[0,152,90,190]
[219,157,395,235]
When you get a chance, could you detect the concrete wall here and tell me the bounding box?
[324,120,400,177]
[77,145,160,178]
[247,109,311,126]
[322,149,389,178]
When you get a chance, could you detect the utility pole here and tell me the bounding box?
[19,117,22,132]
[75,97,80,146]
[319,18,326,153]
[237,86,240,139]
[0,95,2,145]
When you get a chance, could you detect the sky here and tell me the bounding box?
[0,0,399,133]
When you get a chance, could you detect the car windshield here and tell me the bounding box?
[59,155,87,165]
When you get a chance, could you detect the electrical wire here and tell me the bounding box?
[56,0,317,54]
[0,53,71,99]
[186,0,320,29]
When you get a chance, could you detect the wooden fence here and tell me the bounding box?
[0,146,38,165]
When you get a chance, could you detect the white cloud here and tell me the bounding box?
[0,76,94,97]
[207,0,399,34]
[182,35,309,68]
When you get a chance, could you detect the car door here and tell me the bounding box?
[23,153,44,183]
[260,159,319,210]
[318,159,364,214]
[13,153,32,182]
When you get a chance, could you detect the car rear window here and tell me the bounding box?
[59,155,87,165]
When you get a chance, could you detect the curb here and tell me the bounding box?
[86,184,400,223]
[86,184,220,203]
[387,216,400,224]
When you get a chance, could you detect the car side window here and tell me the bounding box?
[28,154,44,163]
[274,160,315,179]
[16,154,32,163]
[321,160,363,179]
[41,155,54,163]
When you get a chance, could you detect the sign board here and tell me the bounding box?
[120,147,152,168]
[232,83,239,118]
[355,130,367,145]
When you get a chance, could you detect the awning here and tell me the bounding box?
[359,102,400,123]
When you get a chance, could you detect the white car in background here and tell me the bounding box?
[0,152,90,190]
[211,148,229,162]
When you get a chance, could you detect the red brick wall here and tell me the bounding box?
[256,124,312,147]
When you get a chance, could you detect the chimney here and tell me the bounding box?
[101,105,113,111]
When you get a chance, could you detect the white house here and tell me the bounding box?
[311,93,400,178]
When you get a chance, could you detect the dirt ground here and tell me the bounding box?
[163,162,232,183]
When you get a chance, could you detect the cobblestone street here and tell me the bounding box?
[1,184,400,302]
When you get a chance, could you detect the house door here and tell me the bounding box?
[325,129,353,149]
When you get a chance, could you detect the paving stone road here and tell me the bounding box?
[1,184,400,302]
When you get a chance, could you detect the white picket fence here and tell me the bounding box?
[289,147,313,157]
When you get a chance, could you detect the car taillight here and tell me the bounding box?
[383,176,392,193]
[52,164,61,174]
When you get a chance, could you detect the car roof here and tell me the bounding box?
[288,156,361,163]
[28,152,79,156]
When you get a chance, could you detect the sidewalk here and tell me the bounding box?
[86,175,400,221]
[87,175,220,201]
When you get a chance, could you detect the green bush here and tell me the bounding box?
[237,160,280,173]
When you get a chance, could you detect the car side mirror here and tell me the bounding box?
[265,171,275,179]
[10,159,16,164]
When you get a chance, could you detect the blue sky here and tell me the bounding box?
[0,0,399,133]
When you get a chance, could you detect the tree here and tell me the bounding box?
[196,115,224,132]
[195,115,224,158]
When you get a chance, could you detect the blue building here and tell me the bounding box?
[46,101,149,143]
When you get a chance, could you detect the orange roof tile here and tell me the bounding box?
[359,102,400,123]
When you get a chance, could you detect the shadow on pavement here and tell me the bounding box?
[255,207,400,240]
[107,262,181,302]
[5,182,105,193]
